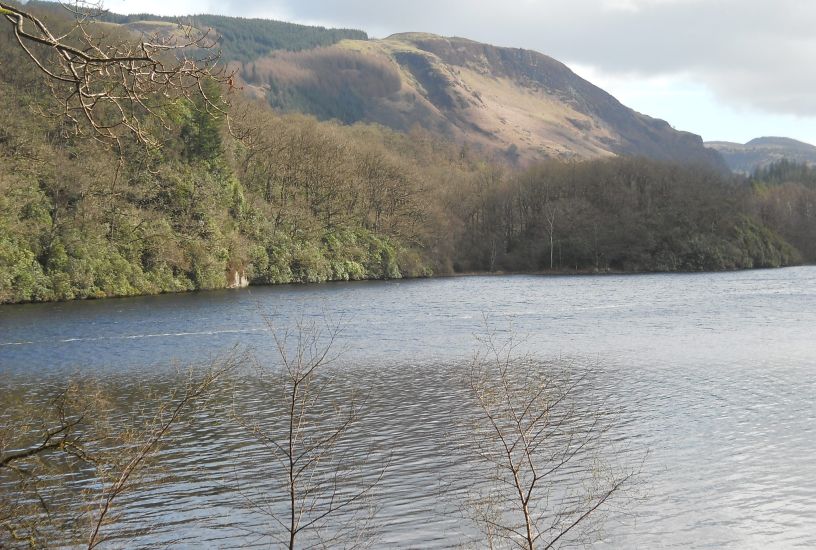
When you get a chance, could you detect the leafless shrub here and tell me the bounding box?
[232,316,388,549]
[0,354,241,549]
[459,324,637,549]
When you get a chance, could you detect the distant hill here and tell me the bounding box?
[235,32,725,167]
[706,137,816,174]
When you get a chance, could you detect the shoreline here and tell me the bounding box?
[0,263,809,307]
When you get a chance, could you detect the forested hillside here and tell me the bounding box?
[0,4,809,304]
[16,5,723,167]
[105,13,368,62]
[18,1,368,63]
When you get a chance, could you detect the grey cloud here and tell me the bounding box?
[212,0,816,117]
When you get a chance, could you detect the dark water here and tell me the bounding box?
[2,268,815,548]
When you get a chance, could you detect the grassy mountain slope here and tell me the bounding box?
[237,32,725,168]
[707,137,816,174]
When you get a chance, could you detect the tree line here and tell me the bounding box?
[750,160,816,261]
[449,158,797,274]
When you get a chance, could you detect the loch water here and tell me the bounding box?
[1,268,815,548]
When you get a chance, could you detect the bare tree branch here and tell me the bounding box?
[85,355,241,549]
[0,1,233,148]
[0,353,242,549]
[233,315,388,549]
[459,322,637,549]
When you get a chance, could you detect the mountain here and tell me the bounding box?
[229,32,724,168]
[18,5,725,167]
[706,137,816,174]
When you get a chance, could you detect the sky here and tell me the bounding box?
[103,0,816,145]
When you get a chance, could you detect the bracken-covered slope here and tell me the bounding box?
[238,32,725,168]
[24,2,726,168]
[706,137,816,174]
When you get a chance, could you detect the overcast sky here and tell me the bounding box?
[105,0,816,145]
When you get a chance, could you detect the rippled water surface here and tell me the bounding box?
[2,268,815,548]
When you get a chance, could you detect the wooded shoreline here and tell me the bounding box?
[3,263,808,307]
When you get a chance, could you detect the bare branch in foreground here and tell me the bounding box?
[0,1,232,147]
[233,316,388,549]
[85,354,242,549]
[459,323,637,549]
[0,353,242,549]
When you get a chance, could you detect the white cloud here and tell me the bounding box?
[569,63,816,145]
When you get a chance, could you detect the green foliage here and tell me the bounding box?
[180,103,223,161]
[246,228,406,286]
[0,236,50,302]
[750,160,816,261]
[732,217,800,268]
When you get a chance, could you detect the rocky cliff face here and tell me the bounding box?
[239,32,725,168]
